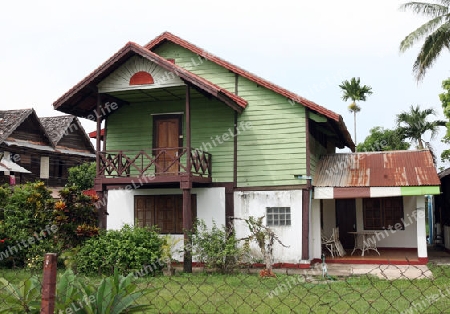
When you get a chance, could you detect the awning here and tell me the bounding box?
[0,157,31,174]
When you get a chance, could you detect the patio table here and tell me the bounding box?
[348,231,381,257]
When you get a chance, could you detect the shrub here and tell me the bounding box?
[67,162,96,191]
[191,219,245,273]
[75,225,164,276]
[1,181,54,267]
[53,186,99,249]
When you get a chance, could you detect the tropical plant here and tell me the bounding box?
[54,185,99,249]
[396,105,446,149]
[339,77,373,145]
[67,162,96,191]
[399,0,450,81]
[0,269,154,314]
[357,126,411,152]
[56,269,154,314]
[439,78,450,162]
[0,276,41,313]
[234,216,288,277]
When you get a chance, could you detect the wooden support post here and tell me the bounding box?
[185,85,191,173]
[40,253,57,314]
[95,93,102,176]
[183,84,193,273]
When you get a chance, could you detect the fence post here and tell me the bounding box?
[40,253,57,314]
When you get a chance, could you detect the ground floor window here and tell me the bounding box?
[134,194,197,234]
[266,207,291,226]
[363,197,404,230]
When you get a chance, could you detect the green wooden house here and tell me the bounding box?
[53,32,354,269]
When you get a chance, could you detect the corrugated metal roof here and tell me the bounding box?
[314,150,440,187]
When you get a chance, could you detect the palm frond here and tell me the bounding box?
[413,24,450,80]
[399,2,449,18]
[396,105,444,144]
[399,16,446,52]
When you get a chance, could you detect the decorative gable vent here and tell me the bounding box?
[129,71,154,86]
[97,55,183,93]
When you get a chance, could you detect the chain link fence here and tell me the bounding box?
[1,254,450,313]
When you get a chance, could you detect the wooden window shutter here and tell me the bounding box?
[40,156,50,179]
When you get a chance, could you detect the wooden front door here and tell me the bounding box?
[153,115,182,174]
[335,199,356,249]
[134,195,197,234]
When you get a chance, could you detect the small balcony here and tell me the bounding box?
[97,148,212,185]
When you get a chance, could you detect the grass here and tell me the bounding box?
[1,265,450,313]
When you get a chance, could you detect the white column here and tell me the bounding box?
[416,196,427,259]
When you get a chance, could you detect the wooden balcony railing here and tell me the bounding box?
[97,148,212,178]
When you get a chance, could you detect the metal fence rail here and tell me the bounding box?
[1,254,450,313]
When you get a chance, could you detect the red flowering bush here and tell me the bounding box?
[53,186,99,248]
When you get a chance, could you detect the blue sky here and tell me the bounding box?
[1,0,449,167]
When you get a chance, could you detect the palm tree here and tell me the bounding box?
[399,1,450,81]
[339,77,373,146]
[396,105,446,149]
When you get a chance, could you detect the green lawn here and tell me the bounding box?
[1,265,450,313]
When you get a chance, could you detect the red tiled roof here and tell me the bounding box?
[145,32,341,122]
[89,129,104,139]
[314,150,441,187]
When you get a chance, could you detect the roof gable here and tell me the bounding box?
[53,42,247,116]
[0,109,53,148]
[40,115,95,153]
[314,150,440,187]
[97,55,184,93]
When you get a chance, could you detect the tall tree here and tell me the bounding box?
[339,77,373,146]
[396,105,446,149]
[399,1,450,81]
[439,78,450,162]
[357,126,410,152]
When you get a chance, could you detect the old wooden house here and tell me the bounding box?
[0,109,95,188]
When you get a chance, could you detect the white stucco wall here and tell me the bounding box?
[233,190,303,263]
[106,187,226,230]
[106,187,226,261]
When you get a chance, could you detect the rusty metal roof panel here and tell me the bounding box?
[314,150,440,187]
